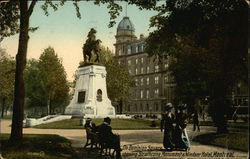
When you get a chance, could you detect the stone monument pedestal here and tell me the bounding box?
[65,64,115,118]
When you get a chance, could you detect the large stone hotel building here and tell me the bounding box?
[114,17,176,116]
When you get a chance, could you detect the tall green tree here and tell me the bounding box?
[38,47,69,115]
[0,48,15,117]
[0,0,122,141]
[24,59,46,111]
[127,0,248,133]
[99,47,134,105]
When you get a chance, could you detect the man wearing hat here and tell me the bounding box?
[160,103,175,151]
[96,117,122,159]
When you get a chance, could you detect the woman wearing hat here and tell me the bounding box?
[160,103,175,151]
[84,118,97,148]
[174,105,190,151]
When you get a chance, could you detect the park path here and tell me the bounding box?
[1,120,248,159]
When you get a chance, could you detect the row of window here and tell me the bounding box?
[126,103,160,112]
[135,76,158,86]
[135,75,173,86]
[128,64,169,75]
[127,57,169,68]
[132,88,159,99]
[132,86,175,100]
[127,43,145,54]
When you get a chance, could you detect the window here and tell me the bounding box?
[140,104,143,111]
[155,76,159,84]
[135,78,138,86]
[141,67,144,74]
[164,76,168,84]
[154,65,159,72]
[136,58,138,64]
[135,68,138,75]
[128,47,131,54]
[146,89,149,99]
[128,69,131,74]
[146,104,149,111]
[140,90,144,99]
[155,103,159,111]
[164,88,168,96]
[136,46,138,53]
[147,66,150,73]
[141,78,144,86]
[154,88,159,97]
[141,57,144,64]
[127,105,131,111]
[164,63,169,69]
[118,49,122,56]
[146,77,149,85]
[128,59,131,65]
[78,91,86,103]
[97,89,102,102]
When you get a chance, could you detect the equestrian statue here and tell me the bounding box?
[82,28,102,63]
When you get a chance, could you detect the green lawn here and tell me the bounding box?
[190,120,249,129]
[193,132,249,152]
[34,118,248,130]
[0,134,79,159]
[0,115,12,120]
[34,118,161,129]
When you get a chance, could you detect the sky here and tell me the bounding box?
[1,1,157,81]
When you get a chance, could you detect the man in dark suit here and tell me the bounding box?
[96,117,122,159]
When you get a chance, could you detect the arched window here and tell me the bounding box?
[97,89,102,102]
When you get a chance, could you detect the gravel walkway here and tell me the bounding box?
[1,120,248,159]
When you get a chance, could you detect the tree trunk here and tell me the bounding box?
[47,99,50,115]
[210,82,229,134]
[1,98,6,118]
[10,1,30,142]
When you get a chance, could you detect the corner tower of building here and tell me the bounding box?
[114,16,137,57]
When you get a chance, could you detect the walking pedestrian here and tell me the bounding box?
[160,103,175,151]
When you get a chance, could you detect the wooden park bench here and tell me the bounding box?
[84,127,99,149]
[84,128,117,158]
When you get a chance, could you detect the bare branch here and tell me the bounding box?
[27,0,37,16]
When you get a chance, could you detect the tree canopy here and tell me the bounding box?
[1,0,248,140]
[24,47,70,115]
[0,47,15,117]
[37,47,70,115]
[0,0,123,141]
[132,0,248,133]
[99,47,134,103]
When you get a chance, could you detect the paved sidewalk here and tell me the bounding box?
[1,120,248,159]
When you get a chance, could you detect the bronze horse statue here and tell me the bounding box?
[82,28,102,63]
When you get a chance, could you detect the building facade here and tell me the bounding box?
[114,17,176,116]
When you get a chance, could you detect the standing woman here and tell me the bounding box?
[160,103,175,151]
[175,105,190,151]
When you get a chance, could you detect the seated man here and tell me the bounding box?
[96,117,122,159]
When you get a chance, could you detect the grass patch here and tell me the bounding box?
[34,118,161,130]
[193,132,249,152]
[0,134,79,159]
[0,115,12,120]
[34,118,248,130]
[190,121,248,129]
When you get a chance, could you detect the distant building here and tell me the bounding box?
[114,17,176,116]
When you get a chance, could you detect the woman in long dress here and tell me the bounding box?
[174,105,190,151]
[160,103,175,151]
